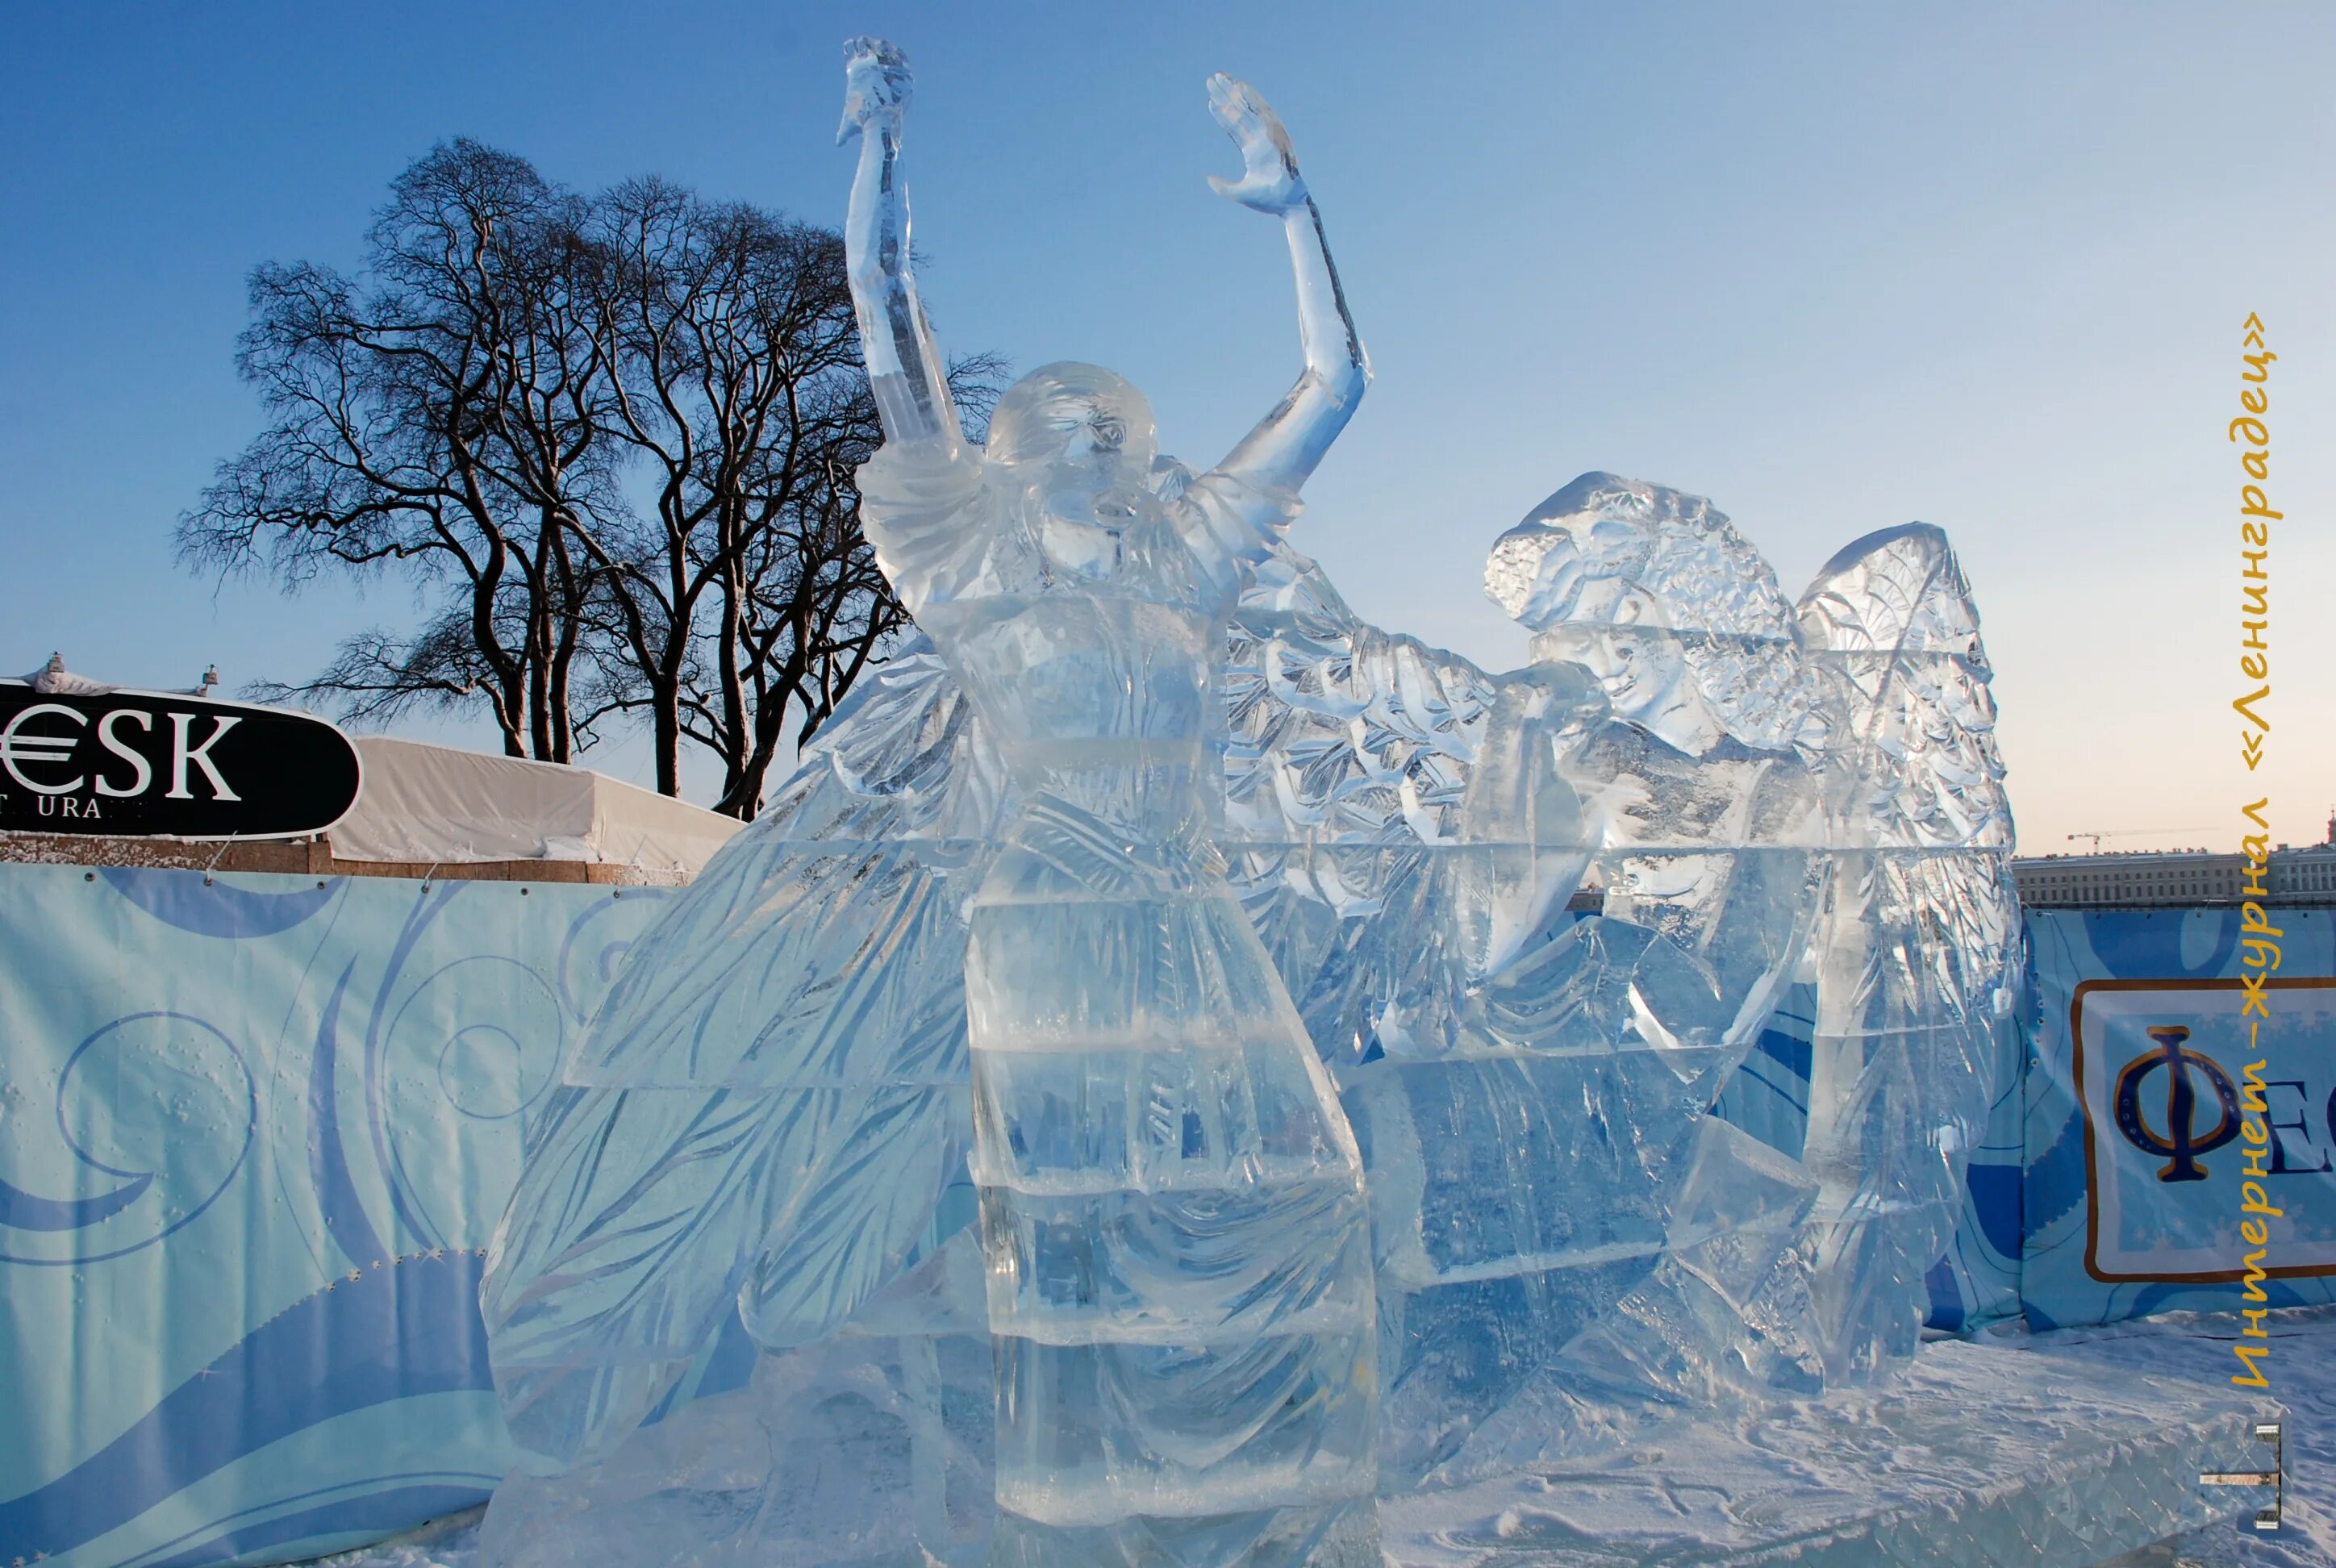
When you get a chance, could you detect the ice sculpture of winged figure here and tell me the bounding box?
[482,499,2013,1523]
[1405,478,2019,1482]
[476,45,2017,1568]
[490,37,1387,1568]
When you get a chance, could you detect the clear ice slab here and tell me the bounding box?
[471,1330,2277,1567]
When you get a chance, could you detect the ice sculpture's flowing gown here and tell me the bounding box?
[857,436,1379,1559]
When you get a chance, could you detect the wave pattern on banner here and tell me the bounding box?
[0,865,669,1568]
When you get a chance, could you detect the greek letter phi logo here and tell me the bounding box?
[2113,1025,2241,1183]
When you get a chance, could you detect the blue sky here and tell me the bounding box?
[6,2,2335,849]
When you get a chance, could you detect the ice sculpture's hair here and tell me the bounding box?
[985,361,1159,473]
[1484,472,1821,753]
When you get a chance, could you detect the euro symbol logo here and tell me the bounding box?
[2113,1025,2241,1183]
[0,703,87,794]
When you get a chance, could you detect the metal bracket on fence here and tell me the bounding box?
[419,840,468,895]
[2200,1420,2283,1532]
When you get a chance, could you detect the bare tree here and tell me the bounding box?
[181,140,993,814]
[575,179,995,811]
[181,140,620,761]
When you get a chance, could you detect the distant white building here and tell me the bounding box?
[2013,814,2336,907]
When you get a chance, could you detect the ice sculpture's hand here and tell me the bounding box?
[838,36,912,146]
[1206,73,1307,215]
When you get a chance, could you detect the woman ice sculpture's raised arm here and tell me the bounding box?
[840,40,1365,492]
[1201,73,1370,497]
[839,37,962,451]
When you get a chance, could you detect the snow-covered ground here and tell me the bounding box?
[2013,1307,2331,1568]
[310,1508,482,1568]
[314,1307,2333,1568]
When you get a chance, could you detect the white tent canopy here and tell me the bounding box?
[332,737,743,877]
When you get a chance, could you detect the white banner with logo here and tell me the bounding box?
[2022,909,2336,1328]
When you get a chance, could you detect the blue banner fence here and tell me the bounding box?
[2,865,2331,1565]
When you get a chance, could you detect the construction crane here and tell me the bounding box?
[2065,828,2214,852]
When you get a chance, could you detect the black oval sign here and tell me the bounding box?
[0,686,363,840]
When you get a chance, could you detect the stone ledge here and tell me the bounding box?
[0,832,684,884]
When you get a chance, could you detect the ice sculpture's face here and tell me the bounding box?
[1483,511,1729,756]
[1533,585,1719,754]
[988,362,1160,576]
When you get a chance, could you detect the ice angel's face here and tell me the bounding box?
[1531,584,1728,756]
[990,364,1158,497]
[1032,398,1151,512]
[987,362,1162,578]
[1537,592,1687,722]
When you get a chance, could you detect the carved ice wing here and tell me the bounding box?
[1219,546,1512,1058]
[1224,548,1496,865]
[1796,519,2019,1059]
[561,642,1003,1091]
[1797,523,2010,853]
[1799,520,2017,1080]
[483,640,1003,1470]
[1794,523,2018,1378]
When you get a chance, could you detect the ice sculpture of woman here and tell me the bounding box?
[838,39,1379,1567]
